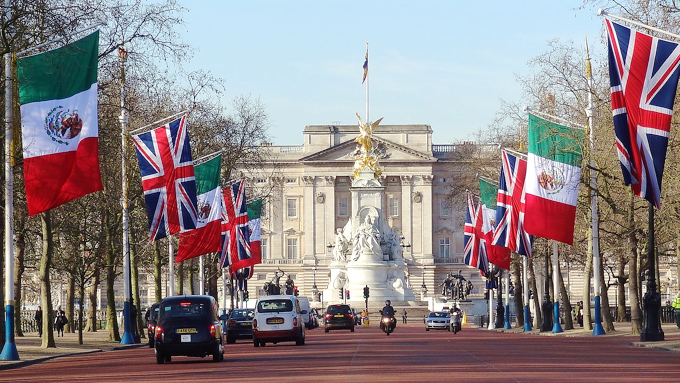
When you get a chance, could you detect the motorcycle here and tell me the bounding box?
[450,310,461,334]
[380,315,396,335]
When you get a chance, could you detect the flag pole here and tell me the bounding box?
[504,268,511,329]
[523,255,532,331]
[598,9,680,41]
[119,46,135,345]
[169,237,175,296]
[586,37,605,336]
[0,0,19,361]
[551,241,563,333]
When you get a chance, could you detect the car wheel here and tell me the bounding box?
[226,337,236,344]
[296,334,304,346]
[259,340,266,347]
[325,328,329,333]
[213,344,222,362]
[350,326,355,332]
[155,350,164,364]
[164,355,171,363]
[426,327,430,331]
[253,337,259,347]
[149,339,154,348]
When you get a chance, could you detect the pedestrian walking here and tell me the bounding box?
[577,301,584,328]
[34,306,43,336]
[401,309,408,324]
[55,306,67,337]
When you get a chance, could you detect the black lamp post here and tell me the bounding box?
[311,266,318,302]
[541,257,553,332]
[495,274,504,328]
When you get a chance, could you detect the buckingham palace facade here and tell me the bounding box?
[239,123,490,306]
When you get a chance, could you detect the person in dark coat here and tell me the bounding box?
[55,306,67,337]
[35,306,43,336]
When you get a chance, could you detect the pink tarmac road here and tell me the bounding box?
[3,324,679,382]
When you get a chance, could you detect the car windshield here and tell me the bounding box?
[230,309,254,320]
[327,305,350,315]
[429,312,450,318]
[161,301,210,320]
[258,299,293,313]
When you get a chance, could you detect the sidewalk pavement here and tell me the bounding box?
[0,330,146,371]
[491,321,680,352]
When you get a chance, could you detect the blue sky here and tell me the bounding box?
[177,1,605,145]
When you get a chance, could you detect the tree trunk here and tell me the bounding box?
[598,254,615,332]
[208,261,218,299]
[131,242,144,340]
[66,272,75,333]
[557,259,573,330]
[78,282,85,344]
[189,258,195,294]
[616,253,627,322]
[583,228,593,331]
[528,256,541,328]
[13,229,25,337]
[87,267,100,332]
[40,212,56,348]
[154,242,162,302]
[512,255,524,326]
[177,261,184,294]
[628,194,642,335]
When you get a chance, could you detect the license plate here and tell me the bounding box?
[266,318,284,324]
[181,334,191,342]
[176,328,198,334]
[240,322,252,326]
[334,314,344,318]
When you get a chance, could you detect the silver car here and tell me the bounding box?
[425,311,451,331]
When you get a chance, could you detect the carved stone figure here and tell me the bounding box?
[333,228,349,262]
[352,215,381,261]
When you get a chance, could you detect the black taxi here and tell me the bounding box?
[154,295,226,364]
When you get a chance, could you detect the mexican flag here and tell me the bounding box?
[524,114,585,245]
[479,178,511,269]
[176,155,222,262]
[18,31,102,216]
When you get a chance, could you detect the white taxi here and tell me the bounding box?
[252,295,306,347]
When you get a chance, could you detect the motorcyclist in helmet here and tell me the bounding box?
[449,302,462,315]
[381,300,395,317]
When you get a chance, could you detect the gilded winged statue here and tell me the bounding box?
[354,113,384,178]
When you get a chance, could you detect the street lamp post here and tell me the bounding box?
[311,266,318,302]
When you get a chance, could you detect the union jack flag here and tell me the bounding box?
[218,181,254,271]
[606,19,680,208]
[132,115,198,241]
[463,193,489,276]
[492,150,533,257]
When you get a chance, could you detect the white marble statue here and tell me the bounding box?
[352,215,381,261]
[332,228,349,262]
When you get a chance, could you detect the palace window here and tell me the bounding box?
[261,238,268,260]
[287,198,297,218]
[389,197,399,217]
[439,199,451,217]
[286,238,298,259]
[439,238,450,258]
[338,198,348,217]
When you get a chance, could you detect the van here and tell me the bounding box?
[297,296,314,329]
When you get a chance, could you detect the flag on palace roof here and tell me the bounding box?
[132,115,199,241]
[18,31,103,216]
[492,150,533,257]
[479,178,511,270]
[177,155,223,262]
[524,114,585,245]
[605,19,680,208]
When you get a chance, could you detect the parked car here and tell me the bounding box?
[145,302,160,348]
[154,295,226,364]
[425,311,451,331]
[324,304,355,333]
[226,308,254,344]
[252,295,306,347]
[351,308,362,325]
